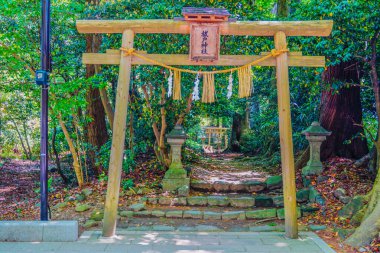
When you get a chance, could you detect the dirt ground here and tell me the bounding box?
[0,156,377,252]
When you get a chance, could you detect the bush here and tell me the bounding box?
[121,178,134,190]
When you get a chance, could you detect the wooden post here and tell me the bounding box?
[102,29,134,237]
[274,31,298,239]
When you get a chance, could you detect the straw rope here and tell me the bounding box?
[120,47,288,101]
[120,48,289,75]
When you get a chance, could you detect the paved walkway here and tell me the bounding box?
[0,231,335,253]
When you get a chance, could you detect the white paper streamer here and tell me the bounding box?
[167,70,173,97]
[192,73,200,101]
[227,72,233,99]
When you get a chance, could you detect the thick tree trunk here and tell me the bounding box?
[320,86,368,160]
[85,30,108,175]
[346,30,380,247]
[320,61,368,160]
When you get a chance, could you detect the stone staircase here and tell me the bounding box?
[190,175,283,193]
[121,192,319,221]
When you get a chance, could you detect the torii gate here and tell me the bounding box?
[76,14,333,239]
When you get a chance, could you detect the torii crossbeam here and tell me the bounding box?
[76,18,333,239]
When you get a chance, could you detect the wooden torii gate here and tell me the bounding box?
[76,18,333,238]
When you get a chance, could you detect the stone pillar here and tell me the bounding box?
[162,125,190,192]
[302,122,331,176]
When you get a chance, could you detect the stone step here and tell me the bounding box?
[119,206,303,220]
[191,175,283,193]
[114,224,315,232]
[145,191,311,209]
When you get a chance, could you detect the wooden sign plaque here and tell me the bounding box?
[189,23,220,62]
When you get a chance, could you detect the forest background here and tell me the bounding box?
[1,0,380,249]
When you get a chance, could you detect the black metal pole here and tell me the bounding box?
[39,0,51,221]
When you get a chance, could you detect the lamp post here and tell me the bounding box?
[162,125,190,192]
[35,0,51,221]
[302,121,331,176]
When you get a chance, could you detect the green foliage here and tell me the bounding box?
[34,176,54,193]
[1,0,378,176]
[98,171,108,183]
[121,179,134,191]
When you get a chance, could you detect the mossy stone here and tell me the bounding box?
[120,210,134,217]
[277,207,301,219]
[207,196,230,206]
[246,209,277,219]
[90,210,104,221]
[75,204,91,212]
[255,195,273,207]
[187,196,208,206]
[129,203,146,212]
[83,219,98,228]
[338,196,366,219]
[53,202,67,209]
[296,188,310,203]
[265,175,282,190]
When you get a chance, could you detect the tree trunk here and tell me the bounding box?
[58,116,83,187]
[85,31,108,175]
[346,30,380,247]
[142,83,194,168]
[320,61,368,160]
[52,126,69,185]
[99,87,114,129]
[10,118,30,159]
[22,121,32,158]
[277,0,288,18]
[230,113,243,152]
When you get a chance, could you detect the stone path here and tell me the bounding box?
[0,231,336,253]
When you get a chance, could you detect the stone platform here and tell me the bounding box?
[0,230,336,253]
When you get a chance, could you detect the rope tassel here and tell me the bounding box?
[192,73,200,101]
[173,70,181,100]
[167,70,173,98]
[238,65,252,98]
[202,73,215,103]
[227,72,233,99]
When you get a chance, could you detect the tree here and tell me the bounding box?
[291,0,380,247]
[319,62,368,160]
[84,0,109,175]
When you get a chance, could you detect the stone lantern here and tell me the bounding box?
[302,121,331,176]
[162,125,190,192]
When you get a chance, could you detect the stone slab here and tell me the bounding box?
[187,196,208,206]
[162,178,190,192]
[222,211,246,220]
[183,210,203,219]
[0,221,78,242]
[203,211,222,220]
[246,208,277,219]
[166,210,183,218]
[207,196,230,206]
[230,197,255,208]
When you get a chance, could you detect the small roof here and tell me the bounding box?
[302,121,331,136]
[182,7,231,17]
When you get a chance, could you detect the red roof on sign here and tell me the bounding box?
[182,7,230,22]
